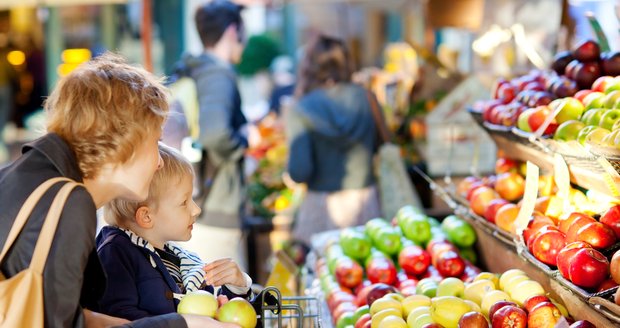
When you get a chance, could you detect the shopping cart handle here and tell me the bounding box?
[251,288,281,315]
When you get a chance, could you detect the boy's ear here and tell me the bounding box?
[135,206,154,229]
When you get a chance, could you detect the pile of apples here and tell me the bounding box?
[318,205,482,326]
[353,268,594,328]
[177,291,257,328]
[473,39,620,148]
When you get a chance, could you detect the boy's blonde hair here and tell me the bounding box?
[105,143,194,226]
[45,52,169,179]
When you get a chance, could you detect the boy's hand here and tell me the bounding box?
[203,258,247,288]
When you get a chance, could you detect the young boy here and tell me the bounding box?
[97,144,253,320]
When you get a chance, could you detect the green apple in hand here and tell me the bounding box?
[549,97,585,123]
[600,109,620,130]
[554,120,586,141]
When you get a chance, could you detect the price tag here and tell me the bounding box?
[553,153,571,212]
[596,158,620,197]
[514,161,540,237]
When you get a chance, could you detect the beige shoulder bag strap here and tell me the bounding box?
[0,177,72,264]
[30,181,82,273]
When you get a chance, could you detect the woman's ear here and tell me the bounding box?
[135,206,154,229]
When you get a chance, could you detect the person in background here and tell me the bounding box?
[0,53,238,328]
[175,0,249,269]
[98,143,252,320]
[268,55,296,115]
[0,45,14,163]
[286,34,382,244]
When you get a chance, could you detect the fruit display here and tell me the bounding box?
[471,40,620,154]
[343,268,588,328]
[246,113,298,218]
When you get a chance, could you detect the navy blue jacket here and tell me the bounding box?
[96,226,249,320]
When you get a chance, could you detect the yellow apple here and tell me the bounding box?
[474,272,500,289]
[372,309,403,328]
[378,315,407,328]
[401,295,431,317]
[406,306,430,326]
[410,313,434,328]
[499,269,527,291]
[480,290,512,317]
[503,275,531,296]
[371,297,403,316]
[464,279,496,305]
[464,299,481,313]
[436,277,465,297]
[510,280,545,306]
[430,296,471,328]
[177,290,218,317]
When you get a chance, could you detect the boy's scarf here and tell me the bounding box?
[121,228,205,293]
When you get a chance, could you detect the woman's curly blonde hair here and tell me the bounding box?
[45,52,169,179]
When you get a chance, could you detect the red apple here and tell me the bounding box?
[485,198,511,223]
[568,248,609,289]
[335,257,364,289]
[492,78,511,99]
[530,228,566,266]
[457,176,482,198]
[458,311,489,328]
[573,39,601,62]
[365,283,398,306]
[398,245,431,276]
[332,302,356,324]
[489,301,519,321]
[576,221,617,250]
[523,215,555,245]
[398,278,418,290]
[592,76,615,93]
[574,90,594,104]
[601,51,620,76]
[483,99,505,122]
[465,182,486,202]
[565,215,597,243]
[557,242,592,279]
[558,212,594,234]
[596,278,618,292]
[523,295,551,313]
[354,284,374,306]
[552,50,575,75]
[327,291,355,311]
[610,250,620,284]
[354,313,371,328]
[574,61,602,90]
[600,204,620,239]
[527,106,558,135]
[470,186,500,216]
[366,257,397,285]
[492,305,527,328]
[497,82,518,103]
[494,172,525,202]
[526,225,559,253]
[527,301,563,328]
[433,250,465,278]
[569,320,596,328]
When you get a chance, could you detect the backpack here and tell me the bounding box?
[0,178,82,327]
[162,75,217,204]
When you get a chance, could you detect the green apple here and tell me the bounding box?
[576,125,599,145]
[583,91,606,110]
[584,127,611,146]
[340,228,372,261]
[550,97,585,123]
[178,290,218,317]
[517,108,536,132]
[436,277,465,297]
[585,108,606,126]
[580,109,595,123]
[365,218,389,239]
[352,304,370,323]
[604,79,620,94]
[373,227,402,256]
[600,109,620,130]
[603,90,620,108]
[400,215,431,245]
[554,120,586,141]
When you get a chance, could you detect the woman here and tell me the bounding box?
[0,53,238,328]
[286,35,382,244]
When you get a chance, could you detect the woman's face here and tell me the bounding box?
[114,132,163,202]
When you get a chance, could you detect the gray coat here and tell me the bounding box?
[182,53,248,228]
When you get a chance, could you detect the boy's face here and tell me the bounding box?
[114,132,162,202]
[150,173,201,244]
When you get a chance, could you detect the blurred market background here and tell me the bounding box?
[0,0,619,284]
